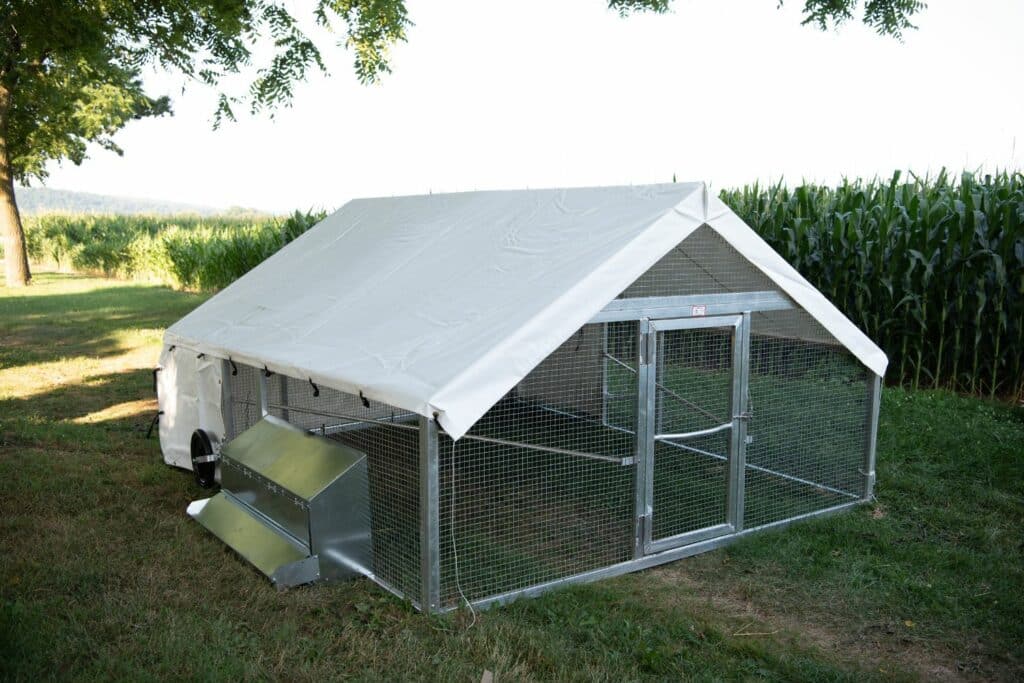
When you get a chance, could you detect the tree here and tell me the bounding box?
[1,0,411,287]
[0,0,926,287]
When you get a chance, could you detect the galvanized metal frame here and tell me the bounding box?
[591,291,792,323]
[731,311,751,532]
[220,359,236,442]
[279,374,290,423]
[656,332,665,436]
[601,322,610,429]
[633,318,652,559]
[257,371,269,417]
[649,314,743,334]
[418,416,441,613]
[643,314,745,554]
[863,373,882,500]
[218,285,876,614]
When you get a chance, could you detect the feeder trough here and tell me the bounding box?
[187,415,371,588]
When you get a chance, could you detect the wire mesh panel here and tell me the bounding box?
[225,363,260,440]
[224,365,422,603]
[217,288,872,610]
[619,225,778,298]
[619,224,866,537]
[603,321,639,433]
[651,325,734,540]
[742,310,869,528]
[437,323,637,608]
[331,423,421,601]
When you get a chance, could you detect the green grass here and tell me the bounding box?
[2,272,1023,680]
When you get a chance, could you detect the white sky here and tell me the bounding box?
[33,0,1024,213]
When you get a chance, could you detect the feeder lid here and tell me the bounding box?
[222,415,365,500]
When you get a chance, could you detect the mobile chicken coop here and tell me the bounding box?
[156,183,885,612]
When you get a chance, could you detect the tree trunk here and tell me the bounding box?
[0,83,30,287]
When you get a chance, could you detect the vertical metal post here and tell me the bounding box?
[257,371,269,417]
[419,416,441,612]
[220,359,236,440]
[863,374,881,500]
[279,374,290,422]
[656,332,665,436]
[727,312,751,532]
[633,318,653,559]
[601,322,610,428]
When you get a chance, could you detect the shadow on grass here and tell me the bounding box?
[0,275,205,370]
[0,368,164,460]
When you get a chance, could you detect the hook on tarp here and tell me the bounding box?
[229,358,238,376]
[359,390,370,408]
[309,378,320,397]
[263,365,273,378]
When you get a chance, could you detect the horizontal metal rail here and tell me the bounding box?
[440,430,633,466]
[663,440,861,500]
[604,351,724,424]
[541,402,637,438]
[655,421,733,441]
[590,290,794,323]
[244,400,422,431]
[234,399,631,466]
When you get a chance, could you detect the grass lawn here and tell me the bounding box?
[2,271,1022,681]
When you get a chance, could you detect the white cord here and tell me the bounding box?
[449,437,477,628]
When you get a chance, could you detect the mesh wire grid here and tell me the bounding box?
[651,326,734,540]
[619,225,841,346]
[215,223,873,609]
[620,224,779,298]
[437,322,637,607]
[224,365,422,603]
[742,309,870,528]
[621,226,867,530]
[224,362,260,441]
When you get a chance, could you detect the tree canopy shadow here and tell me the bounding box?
[0,367,163,455]
[0,274,206,370]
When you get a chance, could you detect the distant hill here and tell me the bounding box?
[15,186,266,217]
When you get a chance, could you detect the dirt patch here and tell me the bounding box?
[646,564,976,681]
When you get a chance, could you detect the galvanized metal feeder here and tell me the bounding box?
[187,416,371,587]
[156,184,885,612]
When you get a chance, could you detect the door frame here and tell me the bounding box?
[636,312,752,555]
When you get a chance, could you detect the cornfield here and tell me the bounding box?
[723,170,1023,400]
[11,170,1024,399]
[20,211,324,292]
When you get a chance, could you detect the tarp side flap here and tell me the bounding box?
[157,344,226,470]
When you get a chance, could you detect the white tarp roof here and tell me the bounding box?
[165,183,887,439]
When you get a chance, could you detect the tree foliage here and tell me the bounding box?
[793,0,927,39]
[0,1,412,183]
[0,0,927,287]
[0,0,926,184]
